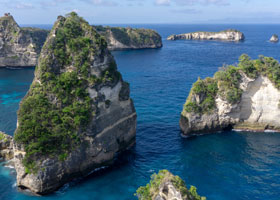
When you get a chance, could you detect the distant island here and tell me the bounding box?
[0,13,48,67]
[167,29,244,41]
[94,25,162,50]
[180,54,280,136]
[136,170,206,200]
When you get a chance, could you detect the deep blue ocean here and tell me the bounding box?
[1,24,280,200]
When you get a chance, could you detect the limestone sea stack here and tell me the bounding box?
[0,14,48,67]
[136,170,206,200]
[94,25,162,50]
[13,12,136,194]
[270,34,279,43]
[167,29,244,42]
[180,54,280,136]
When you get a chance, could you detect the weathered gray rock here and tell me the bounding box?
[180,55,280,136]
[94,25,162,50]
[270,34,279,43]
[0,14,49,67]
[168,29,244,41]
[13,13,136,195]
[0,132,14,160]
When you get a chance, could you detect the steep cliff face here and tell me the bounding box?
[136,170,206,200]
[270,34,279,43]
[167,29,244,41]
[0,15,49,67]
[13,12,136,194]
[180,54,280,136]
[94,26,162,50]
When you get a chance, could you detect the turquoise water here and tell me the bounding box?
[1,24,280,200]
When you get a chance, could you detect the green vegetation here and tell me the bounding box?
[185,77,218,114]
[0,132,8,142]
[14,12,121,173]
[136,170,206,200]
[214,65,242,104]
[184,54,280,114]
[94,25,162,47]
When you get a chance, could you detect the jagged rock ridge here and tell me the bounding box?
[167,29,244,41]
[13,12,136,194]
[136,170,206,200]
[180,54,280,136]
[94,25,162,50]
[0,14,48,67]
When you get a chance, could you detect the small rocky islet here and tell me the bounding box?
[270,34,279,43]
[180,54,280,136]
[136,170,206,200]
[167,29,245,41]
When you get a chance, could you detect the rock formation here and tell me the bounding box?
[167,29,244,42]
[13,12,136,194]
[136,170,206,200]
[270,34,279,43]
[94,25,162,50]
[0,15,162,68]
[0,14,48,67]
[180,54,280,136]
[0,132,14,160]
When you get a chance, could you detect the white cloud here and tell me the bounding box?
[82,0,119,6]
[2,1,35,9]
[155,0,171,6]
[155,0,230,6]
[170,8,201,14]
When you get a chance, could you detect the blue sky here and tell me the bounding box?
[0,0,280,24]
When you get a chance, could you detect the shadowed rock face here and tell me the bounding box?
[167,29,244,41]
[180,55,280,136]
[94,25,163,50]
[0,132,13,160]
[270,34,279,43]
[0,15,48,67]
[136,170,206,200]
[13,12,136,195]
